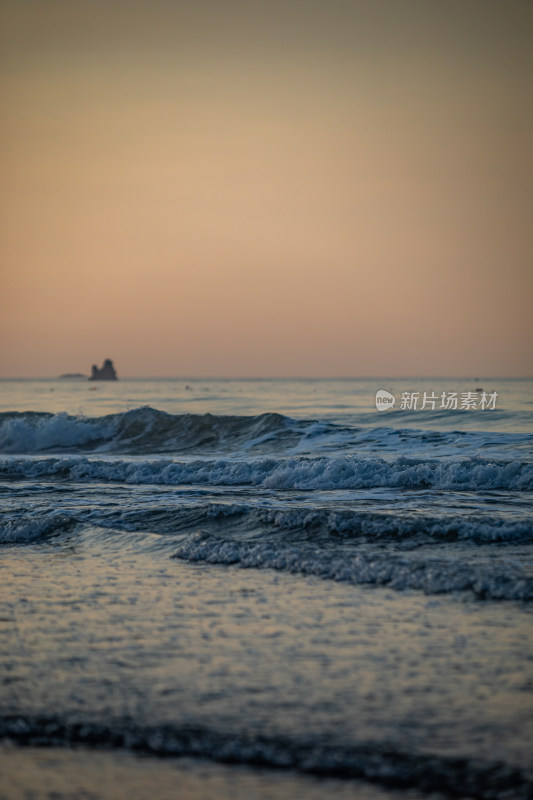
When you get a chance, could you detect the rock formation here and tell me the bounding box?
[89,359,118,381]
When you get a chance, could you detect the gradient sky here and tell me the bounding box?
[1,0,532,377]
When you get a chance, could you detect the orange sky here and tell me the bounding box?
[1,0,532,377]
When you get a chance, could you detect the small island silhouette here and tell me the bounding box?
[89,359,118,381]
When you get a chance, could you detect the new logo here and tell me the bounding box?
[375,390,396,411]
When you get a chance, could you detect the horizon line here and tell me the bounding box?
[1,375,532,381]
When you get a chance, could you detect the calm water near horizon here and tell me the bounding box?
[1,378,532,799]
[1,375,532,424]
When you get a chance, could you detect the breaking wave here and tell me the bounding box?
[79,502,533,544]
[1,454,532,491]
[0,408,302,455]
[0,511,78,544]
[3,500,532,552]
[3,503,532,548]
[1,408,531,460]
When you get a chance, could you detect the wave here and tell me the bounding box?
[77,503,533,545]
[0,408,304,455]
[171,532,533,601]
[3,501,532,548]
[1,408,531,459]
[1,714,530,800]
[1,454,532,491]
[0,512,78,544]
[3,504,532,548]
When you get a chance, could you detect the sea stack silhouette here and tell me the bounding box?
[89,359,118,381]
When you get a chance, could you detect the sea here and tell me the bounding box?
[0,377,532,800]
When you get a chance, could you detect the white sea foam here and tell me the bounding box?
[172,532,533,600]
[1,454,532,491]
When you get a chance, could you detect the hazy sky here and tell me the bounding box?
[1,0,532,377]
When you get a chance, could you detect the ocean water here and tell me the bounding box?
[0,378,532,799]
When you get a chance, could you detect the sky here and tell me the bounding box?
[1,0,532,377]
